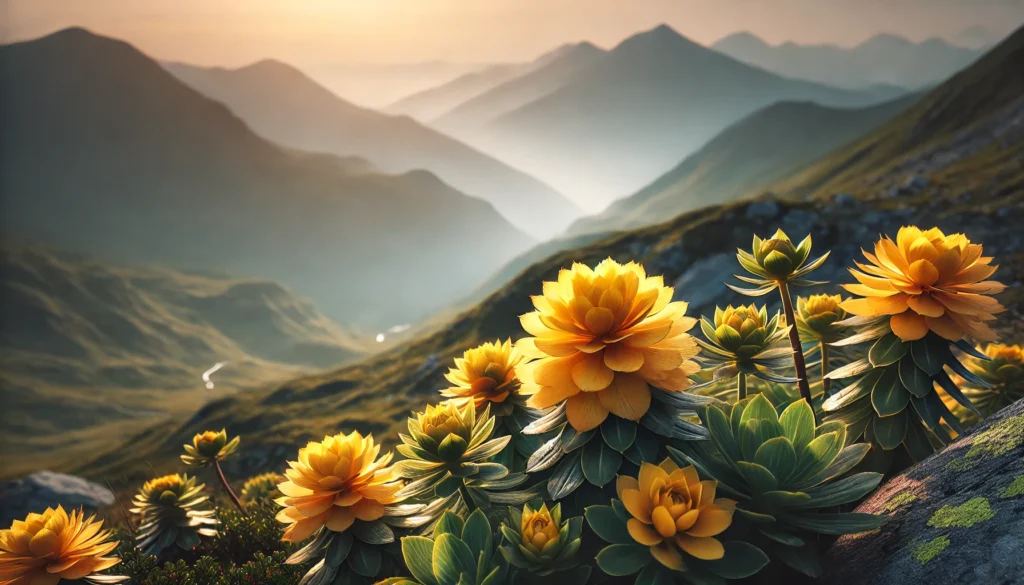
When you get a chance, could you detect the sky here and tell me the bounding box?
[4,0,1022,67]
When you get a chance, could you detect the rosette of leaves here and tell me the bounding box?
[498,503,589,585]
[584,459,769,584]
[670,396,881,577]
[821,322,996,459]
[521,391,713,502]
[823,226,1006,459]
[375,510,508,585]
[284,521,402,585]
[392,402,532,525]
[130,474,219,557]
[952,343,1024,420]
[730,230,831,409]
[697,304,796,399]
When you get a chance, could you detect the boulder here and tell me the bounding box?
[824,399,1024,585]
[0,470,115,524]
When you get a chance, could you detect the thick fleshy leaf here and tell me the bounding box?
[402,537,438,585]
[797,473,883,508]
[736,461,779,494]
[433,534,476,585]
[871,367,910,417]
[602,416,637,452]
[585,505,632,544]
[774,542,823,578]
[349,545,382,577]
[934,371,983,418]
[872,410,908,450]
[634,562,675,585]
[753,437,797,483]
[582,435,623,487]
[797,443,871,489]
[703,541,770,579]
[435,512,465,537]
[624,426,660,465]
[461,510,491,564]
[703,405,742,463]
[911,335,946,376]
[526,429,566,473]
[779,400,815,454]
[824,359,873,381]
[779,512,881,535]
[898,357,933,398]
[325,531,354,567]
[595,544,652,576]
[548,450,586,500]
[352,520,394,545]
[822,371,878,412]
[869,333,909,367]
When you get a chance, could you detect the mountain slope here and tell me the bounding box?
[165,59,580,239]
[713,32,985,91]
[0,239,365,477]
[569,93,919,235]
[458,24,896,210]
[77,26,1024,484]
[385,62,533,121]
[0,28,531,329]
[432,42,606,132]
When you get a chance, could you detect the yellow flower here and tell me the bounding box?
[520,504,561,555]
[442,339,528,407]
[416,402,474,448]
[952,343,1024,419]
[275,431,403,543]
[517,259,701,432]
[617,459,735,570]
[0,506,123,585]
[795,294,847,342]
[841,226,1005,342]
[181,429,240,467]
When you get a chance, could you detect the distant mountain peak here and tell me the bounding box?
[714,31,769,49]
[614,23,703,53]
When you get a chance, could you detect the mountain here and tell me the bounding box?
[568,93,919,235]
[450,24,896,211]
[713,32,984,91]
[0,239,365,478]
[953,26,1000,50]
[165,60,579,239]
[432,42,606,132]
[385,63,533,121]
[76,26,1024,484]
[0,28,532,330]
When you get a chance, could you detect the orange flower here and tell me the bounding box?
[516,260,700,432]
[841,226,1005,342]
[441,339,528,407]
[0,506,123,585]
[617,459,735,569]
[276,431,403,543]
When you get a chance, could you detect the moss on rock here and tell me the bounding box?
[883,492,917,514]
[913,536,951,566]
[927,497,995,528]
[1001,475,1024,499]
[948,414,1024,471]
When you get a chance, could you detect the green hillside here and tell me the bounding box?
[569,94,917,235]
[0,240,365,478]
[0,28,531,330]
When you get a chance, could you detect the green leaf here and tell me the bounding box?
[624,426,660,465]
[753,437,797,482]
[352,520,394,545]
[435,512,465,538]
[585,505,632,545]
[435,475,462,498]
[595,544,651,576]
[774,542,823,578]
[582,434,622,487]
[461,509,492,564]
[780,512,881,535]
[870,367,910,416]
[760,490,812,508]
[402,536,438,585]
[793,432,842,482]
[601,416,637,452]
[911,335,946,376]
[703,405,742,463]
[326,531,354,567]
[433,534,476,585]
[741,394,780,425]
[872,411,908,450]
[704,541,770,579]
[869,334,908,367]
[898,356,933,398]
[438,434,469,461]
[547,450,585,500]
[779,400,815,454]
[756,525,805,547]
[798,443,871,488]
[349,544,382,577]
[635,561,676,585]
[736,461,779,494]
[798,473,883,508]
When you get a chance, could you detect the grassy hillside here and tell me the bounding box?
[0,28,531,330]
[459,24,899,210]
[166,60,580,239]
[713,32,984,90]
[569,94,918,235]
[0,240,365,479]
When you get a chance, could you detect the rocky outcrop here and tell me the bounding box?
[824,399,1024,585]
[0,471,116,524]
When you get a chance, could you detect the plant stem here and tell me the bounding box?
[779,282,814,419]
[737,372,747,400]
[214,460,247,514]
[459,483,476,513]
[820,342,831,397]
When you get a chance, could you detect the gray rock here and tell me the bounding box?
[672,252,736,313]
[0,471,115,524]
[745,201,780,221]
[904,175,930,192]
[781,209,819,234]
[834,193,857,207]
[823,399,1024,585]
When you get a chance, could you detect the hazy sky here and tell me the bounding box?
[4,0,1023,67]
